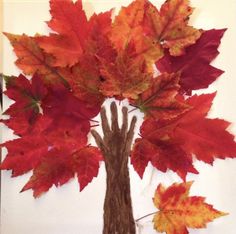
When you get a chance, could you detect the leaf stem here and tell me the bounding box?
[90,119,99,123]
[135,211,158,222]
[128,107,138,113]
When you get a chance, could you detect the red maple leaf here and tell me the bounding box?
[156,29,226,94]
[0,135,49,177]
[36,0,88,67]
[37,1,114,67]
[130,72,190,119]
[1,71,103,196]
[132,93,236,179]
[131,138,197,179]
[1,109,93,192]
[2,74,47,135]
[41,83,101,121]
[20,146,102,197]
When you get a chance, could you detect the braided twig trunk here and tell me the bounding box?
[92,102,137,234]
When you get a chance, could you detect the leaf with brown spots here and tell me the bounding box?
[143,0,202,56]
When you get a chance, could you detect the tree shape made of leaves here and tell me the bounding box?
[1,0,236,234]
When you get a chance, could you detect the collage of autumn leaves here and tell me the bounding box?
[1,0,236,234]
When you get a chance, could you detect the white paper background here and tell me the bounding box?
[1,0,236,234]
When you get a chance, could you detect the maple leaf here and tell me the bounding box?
[110,0,163,66]
[144,0,202,56]
[62,55,105,107]
[41,83,101,121]
[36,34,83,67]
[1,72,103,196]
[0,135,49,177]
[4,20,111,105]
[2,74,47,135]
[156,29,226,94]
[48,0,88,46]
[131,138,197,180]
[61,12,115,105]
[1,114,90,187]
[99,52,152,99]
[36,0,88,67]
[171,94,236,164]
[110,0,145,51]
[37,1,114,67]
[130,72,190,119]
[37,8,114,103]
[132,93,236,179]
[1,111,100,197]
[85,11,115,61]
[73,146,103,191]
[4,33,68,85]
[153,181,227,234]
[21,146,102,197]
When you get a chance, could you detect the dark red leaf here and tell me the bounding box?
[156,29,226,94]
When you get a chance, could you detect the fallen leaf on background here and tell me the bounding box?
[153,181,227,234]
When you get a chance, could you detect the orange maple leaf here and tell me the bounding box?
[4,33,68,85]
[153,181,227,234]
[144,0,202,56]
[110,0,163,65]
[110,0,145,50]
[99,51,152,100]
